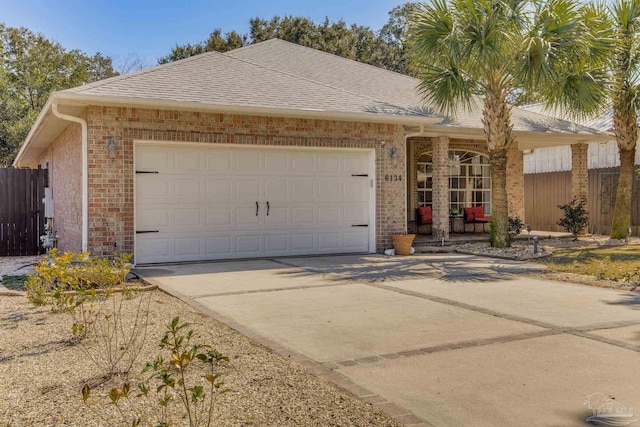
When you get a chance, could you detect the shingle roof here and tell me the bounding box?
[61,39,602,135]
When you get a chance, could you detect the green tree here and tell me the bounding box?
[409,0,609,247]
[159,4,421,74]
[0,24,117,165]
[158,29,246,64]
[608,0,640,239]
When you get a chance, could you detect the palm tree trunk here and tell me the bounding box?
[610,146,637,238]
[483,89,513,248]
[489,149,510,247]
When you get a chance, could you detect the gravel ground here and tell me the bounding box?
[0,290,399,427]
[0,255,41,278]
[451,235,640,260]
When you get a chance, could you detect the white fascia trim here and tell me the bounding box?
[51,101,89,253]
[13,96,55,167]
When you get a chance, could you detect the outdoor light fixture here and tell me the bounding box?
[106,137,117,161]
[388,147,399,168]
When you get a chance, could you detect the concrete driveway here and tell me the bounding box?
[137,254,640,426]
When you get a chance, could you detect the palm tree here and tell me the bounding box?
[609,0,640,239]
[409,0,610,247]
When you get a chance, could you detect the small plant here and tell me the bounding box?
[557,197,589,240]
[82,317,230,427]
[508,215,524,235]
[25,249,148,377]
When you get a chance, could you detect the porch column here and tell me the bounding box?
[571,143,589,234]
[432,136,450,240]
[506,142,525,222]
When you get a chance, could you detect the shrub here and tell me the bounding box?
[557,197,589,239]
[509,214,524,235]
[25,249,148,377]
[82,317,229,427]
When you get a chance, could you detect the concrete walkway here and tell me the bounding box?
[136,254,640,426]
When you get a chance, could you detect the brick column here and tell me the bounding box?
[571,143,589,234]
[571,143,589,201]
[506,142,524,222]
[432,136,450,240]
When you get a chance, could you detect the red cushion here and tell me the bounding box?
[421,213,432,224]
[473,206,484,217]
[417,206,431,216]
[464,207,474,222]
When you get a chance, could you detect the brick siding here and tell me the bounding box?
[32,123,83,252]
[83,106,406,257]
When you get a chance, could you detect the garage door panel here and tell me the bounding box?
[318,232,340,251]
[344,230,368,249]
[264,180,289,201]
[174,180,202,198]
[264,152,289,172]
[137,150,170,170]
[235,180,261,201]
[265,207,288,226]
[207,236,233,254]
[342,154,368,173]
[318,155,340,173]
[318,207,340,224]
[317,180,342,201]
[292,234,315,250]
[206,180,233,200]
[137,208,171,228]
[235,207,261,227]
[174,208,202,227]
[206,208,232,226]
[236,235,262,253]
[205,151,232,171]
[136,145,372,263]
[264,234,288,252]
[174,151,203,170]
[292,180,315,201]
[292,152,315,173]
[175,237,202,256]
[291,207,314,225]
[344,205,368,224]
[345,179,369,201]
[137,177,172,200]
[236,151,261,171]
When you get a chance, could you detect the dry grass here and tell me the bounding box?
[0,290,399,427]
[538,245,640,280]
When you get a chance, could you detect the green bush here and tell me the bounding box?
[557,197,589,239]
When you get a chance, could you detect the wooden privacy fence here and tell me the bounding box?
[524,167,640,236]
[0,167,48,256]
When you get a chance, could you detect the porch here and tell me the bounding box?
[403,134,592,242]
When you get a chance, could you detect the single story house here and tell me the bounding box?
[14,39,609,264]
[521,104,639,235]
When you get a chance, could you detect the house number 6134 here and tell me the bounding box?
[384,174,402,182]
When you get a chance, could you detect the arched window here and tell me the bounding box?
[416,150,491,214]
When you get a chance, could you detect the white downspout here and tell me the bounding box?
[51,102,89,252]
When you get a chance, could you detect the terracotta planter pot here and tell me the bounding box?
[391,234,415,256]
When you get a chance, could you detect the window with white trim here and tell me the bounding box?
[416,150,491,215]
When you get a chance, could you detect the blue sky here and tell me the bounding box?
[1,0,404,66]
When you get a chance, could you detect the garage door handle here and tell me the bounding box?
[351,224,368,227]
[266,201,270,216]
[136,230,159,234]
[256,201,259,216]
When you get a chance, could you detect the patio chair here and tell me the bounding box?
[416,206,433,235]
[463,206,491,233]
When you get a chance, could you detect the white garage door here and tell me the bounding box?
[135,143,374,264]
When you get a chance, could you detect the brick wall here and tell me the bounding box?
[85,106,406,256]
[32,123,83,252]
[571,143,589,201]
